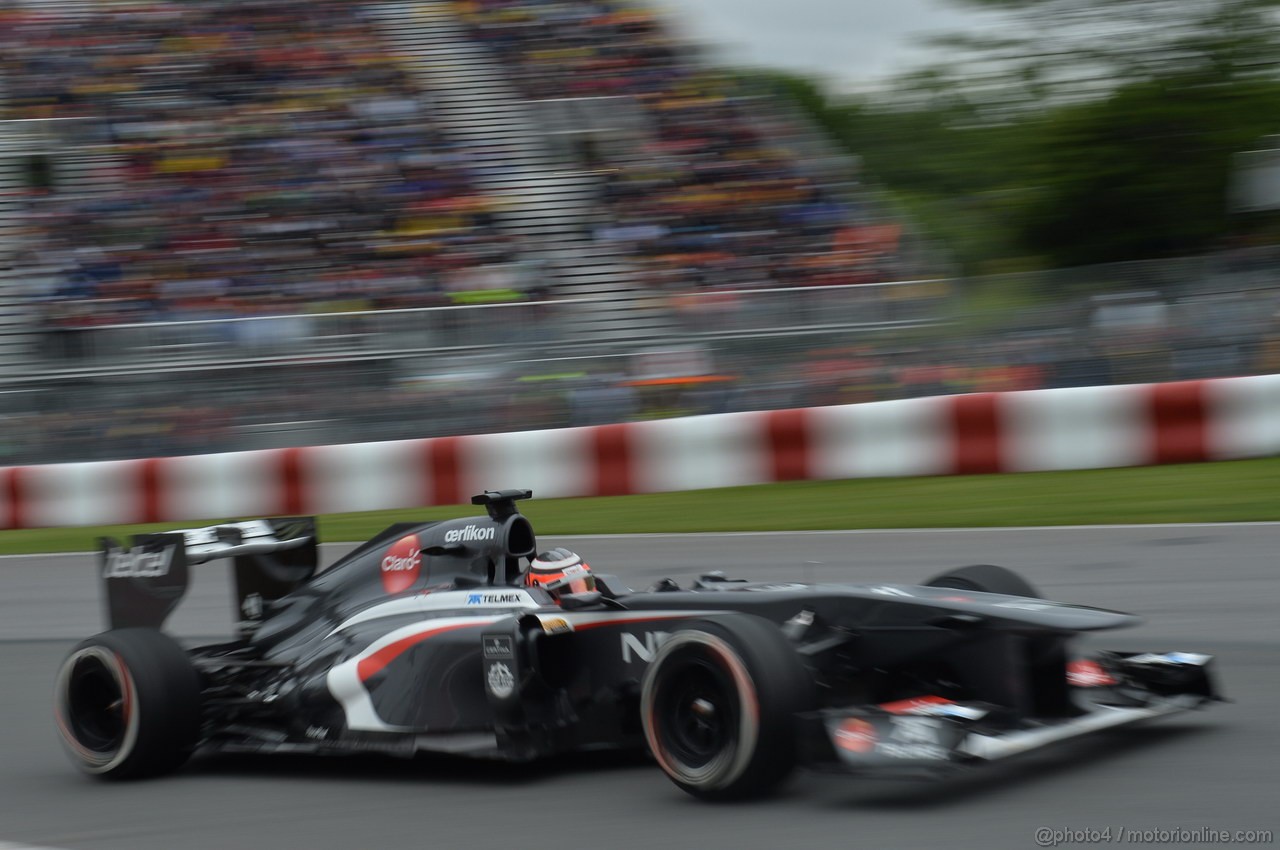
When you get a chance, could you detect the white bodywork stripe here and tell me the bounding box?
[328,590,542,635]
[327,616,501,732]
[327,610,712,730]
[958,702,1188,760]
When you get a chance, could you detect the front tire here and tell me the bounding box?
[54,628,201,779]
[923,563,1041,598]
[640,613,813,801]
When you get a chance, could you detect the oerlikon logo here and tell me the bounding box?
[380,534,421,594]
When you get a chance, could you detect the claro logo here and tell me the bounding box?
[381,553,419,572]
[444,524,497,544]
[380,534,421,594]
[102,547,174,579]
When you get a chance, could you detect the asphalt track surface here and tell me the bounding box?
[1,526,1277,850]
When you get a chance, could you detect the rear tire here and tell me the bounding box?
[640,613,813,801]
[54,628,201,779]
[923,563,1041,598]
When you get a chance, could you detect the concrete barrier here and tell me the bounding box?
[3,375,1279,530]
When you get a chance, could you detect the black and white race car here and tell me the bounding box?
[55,490,1222,800]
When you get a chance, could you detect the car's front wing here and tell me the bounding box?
[798,650,1222,775]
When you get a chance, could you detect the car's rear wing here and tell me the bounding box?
[98,517,318,632]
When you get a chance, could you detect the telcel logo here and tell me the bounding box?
[444,525,497,544]
[103,547,172,579]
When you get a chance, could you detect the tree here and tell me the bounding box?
[931,0,1280,106]
[924,0,1280,265]
[735,1,1280,272]
[1020,74,1280,266]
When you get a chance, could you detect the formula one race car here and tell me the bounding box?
[55,490,1222,800]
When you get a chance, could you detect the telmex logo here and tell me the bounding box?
[467,592,525,605]
[103,547,173,579]
[444,525,497,544]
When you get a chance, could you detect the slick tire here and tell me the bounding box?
[54,628,201,779]
[923,563,1041,599]
[640,613,814,801]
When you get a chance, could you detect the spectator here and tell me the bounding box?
[1,0,514,324]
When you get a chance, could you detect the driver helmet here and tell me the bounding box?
[526,548,595,597]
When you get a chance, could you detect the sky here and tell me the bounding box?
[655,0,1001,91]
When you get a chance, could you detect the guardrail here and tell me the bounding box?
[3,374,1276,530]
[10,278,953,376]
[0,117,109,155]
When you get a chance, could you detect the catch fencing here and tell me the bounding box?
[2,374,1277,530]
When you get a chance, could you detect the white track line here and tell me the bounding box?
[3,521,1279,560]
[0,841,75,850]
[552,522,1280,538]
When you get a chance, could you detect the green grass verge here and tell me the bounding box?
[1,458,1277,556]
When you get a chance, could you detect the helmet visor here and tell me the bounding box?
[528,564,595,595]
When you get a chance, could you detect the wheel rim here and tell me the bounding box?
[67,654,126,753]
[55,647,138,773]
[653,653,737,771]
[642,631,760,790]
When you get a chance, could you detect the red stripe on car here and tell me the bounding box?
[356,621,484,683]
[879,695,955,714]
[571,614,696,631]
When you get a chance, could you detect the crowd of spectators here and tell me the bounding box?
[462,0,912,294]
[7,0,1278,468]
[0,0,520,328]
[0,0,920,339]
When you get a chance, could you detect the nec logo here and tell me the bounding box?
[103,547,173,579]
[620,630,672,663]
[444,525,496,544]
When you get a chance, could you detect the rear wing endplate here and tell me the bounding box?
[98,517,318,632]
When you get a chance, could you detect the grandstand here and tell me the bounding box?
[0,120,30,371]
[0,0,970,464]
[0,0,913,337]
[366,1,668,341]
[1,0,514,321]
